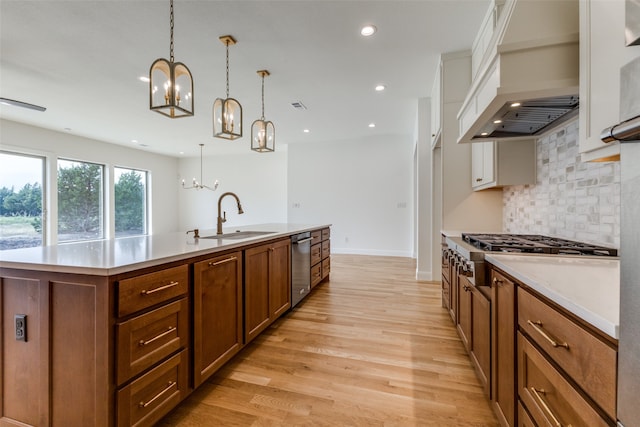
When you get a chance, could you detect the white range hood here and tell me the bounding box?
[457,0,580,143]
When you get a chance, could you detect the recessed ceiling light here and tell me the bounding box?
[481,132,489,136]
[511,102,521,107]
[139,76,150,82]
[179,151,184,155]
[361,25,377,36]
[493,119,502,124]
[131,139,138,143]
[375,85,386,91]
[303,129,310,133]
[369,123,376,128]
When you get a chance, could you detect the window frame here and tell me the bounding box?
[0,150,47,249]
[113,166,149,238]
[57,157,106,243]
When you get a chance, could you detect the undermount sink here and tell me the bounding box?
[200,230,276,240]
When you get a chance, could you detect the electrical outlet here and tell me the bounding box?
[15,314,27,342]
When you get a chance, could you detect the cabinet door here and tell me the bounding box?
[579,0,640,161]
[457,276,472,352]
[472,141,495,189]
[193,251,243,386]
[269,238,291,319]
[492,270,517,427]
[245,245,271,343]
[470,285,490,397]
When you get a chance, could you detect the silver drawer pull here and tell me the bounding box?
[209,256,237,267]
[530,387,563,427]
[138,326,177,347]
[294,237,313,245]
[141,281,179,296]
[527,320,570,349]
[138,381,176,408]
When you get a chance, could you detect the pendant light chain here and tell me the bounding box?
[169,0,174,63]
[225,41,230,98]
[261,73,265,120]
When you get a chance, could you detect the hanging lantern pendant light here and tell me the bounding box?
[149,0,194,118]
[251,70,275,152]
[213,35,243,140]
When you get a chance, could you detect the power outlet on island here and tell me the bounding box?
[15,314,27,342]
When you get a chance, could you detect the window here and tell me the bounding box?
[57,159,104,242]
[114,167,148,237]
[0,151,45,250]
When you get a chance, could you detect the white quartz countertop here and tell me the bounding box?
[486,254,620,339]
[0,223,330,276]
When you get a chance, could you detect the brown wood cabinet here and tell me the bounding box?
[518,287,617,422]
[457,275,472,351]
[311,227,330,288]
[456,275,490,397]
[1,271,112,426]
[244,238,291,343]
[441,245,451,311]
[491,269,517,427]
[193,250,243,387]
[115,264,190,427]
[517,332,609,427]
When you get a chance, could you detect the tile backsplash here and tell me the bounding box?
[503,120,621,248]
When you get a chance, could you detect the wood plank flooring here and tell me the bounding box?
[158,254,498,426]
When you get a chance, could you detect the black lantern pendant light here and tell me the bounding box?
[149,0,194,118]
[213,35,243,140]
[251,70,275,152]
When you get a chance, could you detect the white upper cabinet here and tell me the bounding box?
[471,140,536,191]
[579,0,640,162]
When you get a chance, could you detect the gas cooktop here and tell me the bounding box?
[461,233,618,257]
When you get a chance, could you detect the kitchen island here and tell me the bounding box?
[0,223,330,427]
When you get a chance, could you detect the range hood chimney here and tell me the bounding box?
[457,0,579,143]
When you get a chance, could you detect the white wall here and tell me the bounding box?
[178,150,288,232]
[287,135,415,257]
[0,119,180,237]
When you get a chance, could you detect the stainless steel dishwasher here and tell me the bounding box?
[291,232,312,307]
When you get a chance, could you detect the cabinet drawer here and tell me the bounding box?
[311,230,322,242]
[311,243,322,266]
[117,349,188,427]
[118,265,188,317]
[311,263,322,288]
[321,240,330,259]
[517,401,536,427]
[322,257,330,279]
[116,298,188,385]
[321,228,330,241]
[518,288,617,418]
[517,333,609,427]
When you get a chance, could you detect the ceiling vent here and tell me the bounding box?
[291,101,307,110]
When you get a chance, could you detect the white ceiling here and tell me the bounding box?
[0,0,489,157]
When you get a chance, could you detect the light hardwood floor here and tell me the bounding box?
[158,254,498,426]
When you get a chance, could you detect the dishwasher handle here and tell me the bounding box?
[293,237,313,245]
